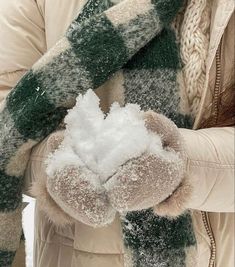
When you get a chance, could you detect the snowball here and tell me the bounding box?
[46,90,165,184]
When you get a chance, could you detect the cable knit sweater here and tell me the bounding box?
[0,0,197,266]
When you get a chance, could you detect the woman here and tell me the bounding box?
[0,0,234,266]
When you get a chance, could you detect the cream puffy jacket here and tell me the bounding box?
[0,0,234,267]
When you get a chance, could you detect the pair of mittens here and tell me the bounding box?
[31,112,189,228]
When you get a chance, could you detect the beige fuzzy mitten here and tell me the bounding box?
[105,111,191,216]
[30,131,115,227]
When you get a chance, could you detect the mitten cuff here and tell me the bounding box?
[28,132,74,226]
[153,174,192,217]
[30,179,74,226]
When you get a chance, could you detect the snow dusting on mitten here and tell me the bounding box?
[105,111,190,214]
[46,165,116,227]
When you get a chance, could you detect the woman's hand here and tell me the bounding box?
[31,131,115,227]
[47,163,116,227]
[105,111,188,212]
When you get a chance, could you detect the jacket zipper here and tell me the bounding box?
[201,211,216,267]
[212,42,222,125]
[200,40,222,267]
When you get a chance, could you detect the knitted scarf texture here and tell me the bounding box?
[0,0,196,266]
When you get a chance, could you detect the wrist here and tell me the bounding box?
[153,173,192,217]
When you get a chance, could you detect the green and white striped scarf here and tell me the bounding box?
[0,0,196,266]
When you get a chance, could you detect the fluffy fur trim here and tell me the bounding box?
[30,179,74,227]
[153,175,192,217]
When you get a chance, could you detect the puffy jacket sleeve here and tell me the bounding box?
[0,0,46,104]
[180,127,234,212]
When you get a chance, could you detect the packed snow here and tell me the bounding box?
[46,90,165,183]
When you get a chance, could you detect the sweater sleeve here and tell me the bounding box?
[180,127,234,212]
[154,127,234,216]
[0,0,46,105]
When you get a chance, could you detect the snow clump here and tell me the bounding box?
[46,90,164,183]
